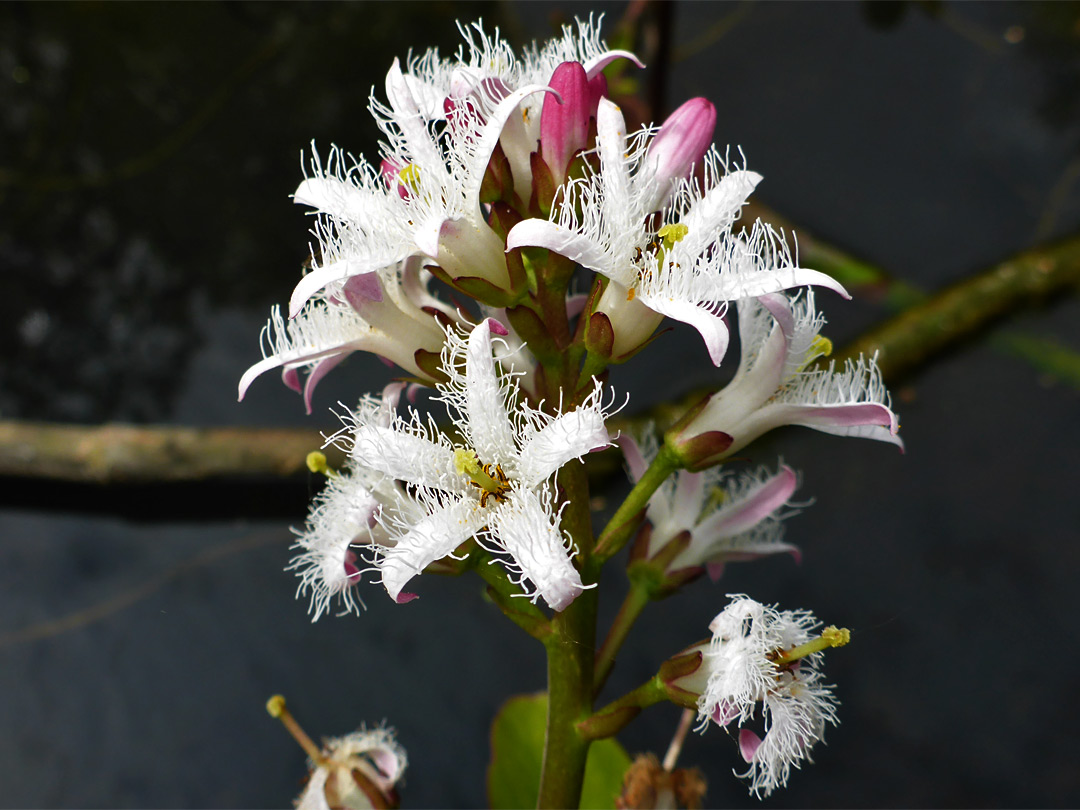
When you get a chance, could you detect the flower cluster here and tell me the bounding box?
[241,15,900,803]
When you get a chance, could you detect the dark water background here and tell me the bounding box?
[2,2,1079,807]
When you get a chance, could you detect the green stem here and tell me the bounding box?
[537,461,597,808]
[593,579,651,696]
[594,445,680,563]
[577,676,666,742]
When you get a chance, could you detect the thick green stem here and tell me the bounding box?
[594,446,680,563]
[593,579,651,696]
[538,589,598,807]
[537,460,597,808]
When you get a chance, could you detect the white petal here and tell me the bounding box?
[351,425,459,489]
[516,405,611,487]
[379,499,487,602]
[464,321,518,465]
[491,489,585,612]
[638,294,731,366]
[506,219,615,276]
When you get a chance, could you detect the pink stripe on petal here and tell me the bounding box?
[615,434,648,483]
[342,272,383,307]
[697,465,797,538]
[281,367,302,394]
[302,354,348,414]
[739,729,763,762]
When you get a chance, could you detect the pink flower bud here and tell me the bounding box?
[641,97,716,210]
[540,61,606,182]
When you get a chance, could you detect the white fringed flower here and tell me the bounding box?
[507,99,849,366]
[671,290,903,466]
[289,384,425,620]
[620,430,801,577]
[342,319,615,611]
[296,725,408,810]
[695,595,841,798]
[239,257,455,410]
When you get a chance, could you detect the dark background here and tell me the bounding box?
[2,2,1079,807]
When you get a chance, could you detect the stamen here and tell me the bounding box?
[266,694,327,765]
[772,625,850,666]
[306,450,337,478]
[398,163,421,192]
[454,449,510,502]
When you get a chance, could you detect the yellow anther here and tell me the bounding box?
[772,626,852,666]
[266,694,287,718]
[306,451,335,477]
[811,335,833,358]
[657,223,689,251]
[821,625,850,648]
[398,163,421,191]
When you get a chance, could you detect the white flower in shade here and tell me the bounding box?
[238,257,456,410]
[669,290,903,468]
[694,595,842,798]
[620,431,801,578]
[344,319,615,611]
[296,725,408,810]
[506,98,849,366]
[388,16,641,202]
[289,384,425,621]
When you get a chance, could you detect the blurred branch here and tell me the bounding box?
[831,232,1080,380]
[2,228,1078,487]
[0,421,340,483]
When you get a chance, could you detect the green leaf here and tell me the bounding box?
[487,692,632,810]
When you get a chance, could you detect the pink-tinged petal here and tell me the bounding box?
[739,729,763,763]
[464,320,517,464]
[492,489,586,612]
[342,272,383,307]
[541,62,591,181]
[614,433,648,483]
[516,406,611,487]
[756,293,795,338]
[239,343,352,402]
[742,402,904,453]
[302,354,347,415]
[566,293,589,319]
[712,698,739,727]
[706,561,726,582]
[394,591,419,604]
[696,466,797,539]
[485,317,509,336]
[671,471,705,524]
[582,50,645,78]
[282,367,302,394]
[505,219,614,276]
[289,261,362,318]
[379,499,486,604]
[639,295,730,366]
